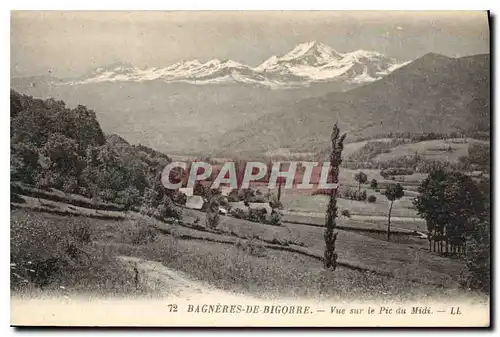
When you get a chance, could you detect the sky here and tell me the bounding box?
[11,11,490,78]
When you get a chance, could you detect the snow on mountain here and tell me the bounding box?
[255,41,408,84]
[62,42,410,88]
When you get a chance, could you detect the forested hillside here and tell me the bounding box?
[10,90,182,217]
[216,53,490,155]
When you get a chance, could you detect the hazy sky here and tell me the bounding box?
[11,11,490,78]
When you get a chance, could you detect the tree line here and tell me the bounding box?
[324,123,490,292]
[10,90,183,220]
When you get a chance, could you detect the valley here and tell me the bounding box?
[10,44,490,306]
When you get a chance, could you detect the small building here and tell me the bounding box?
[248,202,273,215]
[185,195,205,210]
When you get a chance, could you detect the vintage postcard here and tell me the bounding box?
[10,10,490,327]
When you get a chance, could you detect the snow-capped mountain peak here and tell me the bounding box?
[279,41,343,63]
[254,42,408,84]
[255,41,344,72]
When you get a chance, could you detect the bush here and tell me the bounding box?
[267,211,282,226]
[247,208,267,223]
[229,208,246,219]
[381,167,414,178]
[311,189,330,196]
[341,209,351,218]
[154,196,183,220]
[360,190,367,201]
[338,186,368,201]
[367,195,377,203]
[205,212,220,230]
[459,221,490,292]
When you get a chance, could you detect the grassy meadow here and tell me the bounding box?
[10,135,489,302]
[11,208,474,302]
[10,179,479,302]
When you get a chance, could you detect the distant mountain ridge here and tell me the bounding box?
[13,41,408,89]
[215,52,490,155]
[10,51,489,156]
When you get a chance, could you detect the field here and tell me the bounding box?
[10,184,480,302]
[372,138,489,163]
[281,167,426,233]
[10,141,485,303]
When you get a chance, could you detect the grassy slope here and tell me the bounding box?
[14,192,445,284]
[11,207,474,301]
[373,138,489,163]
[282,193,418,218]
[215,54,489,155]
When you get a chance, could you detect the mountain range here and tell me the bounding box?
[215,52,490,156]
[15,41,408,89]
[10,44,489,157]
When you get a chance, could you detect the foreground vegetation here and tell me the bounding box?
[10,208,485,301]
[10,90,490,299]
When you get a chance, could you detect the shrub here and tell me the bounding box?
[205,196,221,230]
[229,208,246,219]
[205,211,220,230]
[360,190,367,201]
[155,197,182,220]
[267,211,282,226]
[341,209,351,218]
[381,167,414,177]
[459,221,490,292]
[338,186,369,201]
[367,195,377,203]
[247,208,267,223]
[311,189,330,196]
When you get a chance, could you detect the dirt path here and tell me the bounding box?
[117,256,249,301]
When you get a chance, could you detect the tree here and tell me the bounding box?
[324,123,346,270]
[116,186,141,211]
[341,209,351,218]
[205,194,220,229]
[414,169,486,255]
[354,171,367,192]
[370,179,378,190]
[384,183,404,241]
[238,188,255,204]
[460,220,490,292]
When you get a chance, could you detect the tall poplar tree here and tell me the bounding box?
[324,123,346,270]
